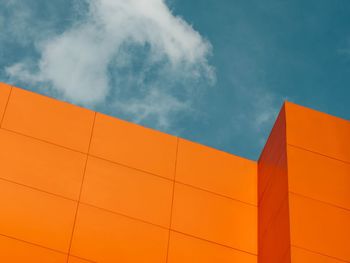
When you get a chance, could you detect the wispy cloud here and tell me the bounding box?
[338,38,350,57]
[5,0,214,129]
[117,88,190,129]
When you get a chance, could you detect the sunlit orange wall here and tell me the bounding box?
[0,82,258,263]
[285,102,350,262]
[1,82,349,263]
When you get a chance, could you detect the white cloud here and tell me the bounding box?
[117,88,190,129]
[253,93,279,129]
[338,39,350,57]
[0,0,60,46]
[5,61,42,83]
[5,0,214,128]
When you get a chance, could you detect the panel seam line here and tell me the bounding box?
[288,143,350,165]
[291,245,350,263]
[66,111,97,262]
[165,137,179,263]
[0,233,97,263]
[0,85,13,128]
[0,126,257,206]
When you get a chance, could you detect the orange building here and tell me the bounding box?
[0,82,349,263]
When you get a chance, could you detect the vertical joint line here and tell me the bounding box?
[0,86,13,128]
[165,137,179,263]
[66,111,97,262]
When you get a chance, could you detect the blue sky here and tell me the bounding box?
[1,0,349,160]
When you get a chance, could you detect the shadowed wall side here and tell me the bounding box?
[258,104,291,263]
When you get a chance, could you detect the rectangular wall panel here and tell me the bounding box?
[0,235,67,263]
[287,145,350,210]
[176,138,257,205]
[90,113,177,179]
[0,180,77,252]
[0,129,86,200]
[171,183,257,254]
[289,193,350,262]
[2,87,95,152]
[70,204,169,263]
[80,156,173,227]
[167,231,257,263]
[285,102,350,163]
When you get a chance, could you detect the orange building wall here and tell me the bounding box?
[0,82,257,263]
[285,102,350,262]
[0,82,349,263]
[258,105,290,263]
[258,101,350,263]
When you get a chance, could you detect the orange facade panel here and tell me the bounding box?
[0,82,11,124]
[0,129,86,200]
[289,193,350,262]
[2,87,95,152]
[287,145,350,210]
[0,235,68,263]
[70,204,169,263]
[176,138,257,205]
[67,256,95,263]
[285,101,350,163]
[171,183,257,254]
[0,179,77,252]
[65,256,95,263]
[291,246,346,263]
[89,113,178,179]
[167,231,257,263]
[0,82,349,263]
[80,156,173,228]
